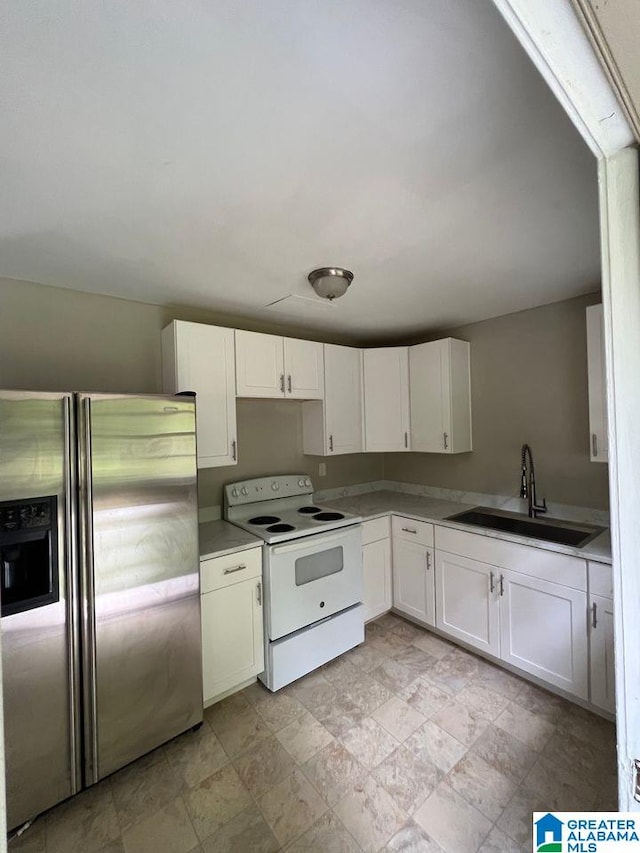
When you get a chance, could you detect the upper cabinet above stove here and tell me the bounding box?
[235,330,324,400]
[162,320,238,468]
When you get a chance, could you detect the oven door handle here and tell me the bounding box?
[268,525,362,556]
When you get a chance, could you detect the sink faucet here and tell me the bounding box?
[520,443,547,518]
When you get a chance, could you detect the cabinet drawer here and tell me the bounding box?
[589,561,613,598]
[361,516,390,545]
[435,526,586,591]
[392,515,434,547]
[201,547,262,594]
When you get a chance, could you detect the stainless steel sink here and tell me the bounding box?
[445,507,605,548]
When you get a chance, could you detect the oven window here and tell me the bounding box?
[295,546,343,586]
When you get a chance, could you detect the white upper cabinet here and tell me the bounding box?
[586,304,608,463]
[302,344,363,455]
[410,338,472,454]
[235,330,323,400]
[362,347,410,452]
[162,321,237,469]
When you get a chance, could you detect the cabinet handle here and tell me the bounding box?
[256,581,262,606]
[280,374,285,393]
[329,434,334,452]
[443,432,449,450]
[404,431,408,448]
[592,601,598,629]
[499,574,504,597]
[401,527,417,534]
[287,374,292,394]
[489,571,495,593]
[426,551,431,570]
[592,433,598,457]
[223,563,247,575]
[231,439,237,461]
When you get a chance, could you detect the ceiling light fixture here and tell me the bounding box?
[308,267,354,301]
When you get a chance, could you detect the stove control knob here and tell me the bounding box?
[304,478,312,487]
[271,481,280,491]
[231,488,239,498]
[298,478,306,488]
[241,487,249,496]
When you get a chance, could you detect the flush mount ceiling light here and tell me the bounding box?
[308,267,354,301]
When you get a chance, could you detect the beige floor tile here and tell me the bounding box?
[110,751,182,830]
[555,704,617,752]
[428,651,478,693]
[9,820,46,853]
[541,728,616,778]
[339,715,400,770]
[322,657,362,688]
[334,774,407,853]
[46,780,121,853]
[258,769,328,847]
[199,806,279,853]
[373,745,440,814]
[370,632,413,658]
[286,811,360,852]
[206,699,271,758]
[317,701,369,740]
[94,842,127,853]
[411,632,454,660]
[301,741,368,807]
[371,658,425,693]
[344,642,389,673]
[399,675,452,718]
[477,826,528,853]
[447,751,516,822]
[431,699,490,747]
[375,613,405,633]
[232,735,296,798]
[523,756,598,810]
[497,785,547,847]
[471,724,537,783]
[405,720,467,775]
[183,764,252,842]
[239,679,272,706]
[392,646,438,679]
[456,682,510,721]
[513,681,570,722]
[254,691,308,732]
[414,782,492,853]
[289,671,335,708]
[122,796,198,853]
[344,672,394,715]
[391,619,428,642]
[472,662,523,699]
[385,819,446,852]
[276,711,335,764]
[365,620,387,641]
[494,702,555,752]
[164,726,229,790]
[372,696,427,742]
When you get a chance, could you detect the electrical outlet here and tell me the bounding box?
[318,463,326,477]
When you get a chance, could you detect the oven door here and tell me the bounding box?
[264,524,362,641]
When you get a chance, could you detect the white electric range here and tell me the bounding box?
[224,475,364,691]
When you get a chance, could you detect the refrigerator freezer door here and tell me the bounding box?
[0,391,81,830]
[78,393,201,783]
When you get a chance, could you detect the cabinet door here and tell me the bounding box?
[499,569,588,700]
[283,338,324,399]
[586,304,608,462]
[362,538,391,622]
[435,551,500,655]
[392,539,435,626]
[235,330,284,398]
[163,321,237,468]
[201,578,264,705]
[590,593,615,714]
[363,347,410,451]
[324,344,363,454]
[410,338,471,454]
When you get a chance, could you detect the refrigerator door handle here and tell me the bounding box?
[64,395,82,795]
[79,396,99,785]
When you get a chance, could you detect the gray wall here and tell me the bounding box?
[0,277,382,508]
[384,293,610,510]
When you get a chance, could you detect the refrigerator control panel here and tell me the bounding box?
[0,498,52,533]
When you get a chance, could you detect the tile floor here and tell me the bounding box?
[9,614,617,853]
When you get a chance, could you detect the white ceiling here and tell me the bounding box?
[1,0,600,340]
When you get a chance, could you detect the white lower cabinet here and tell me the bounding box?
[391,517,435,627]
[200,548,264,706]
[435,551,500,656]
[499,569,588,700]
[590,592,615,714]
[361,517,391,622]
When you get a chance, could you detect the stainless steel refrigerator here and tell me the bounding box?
[0,390,202,831]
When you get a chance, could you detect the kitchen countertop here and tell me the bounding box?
[322,490,612,565]
[199,520,262,560]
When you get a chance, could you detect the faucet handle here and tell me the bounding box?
[535,497,548,515]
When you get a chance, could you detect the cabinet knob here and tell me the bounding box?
[329,434,334,452]
[592,433,598,457]
[287,375,292,394]
[443,432,449,450]
[280,374,285,393]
